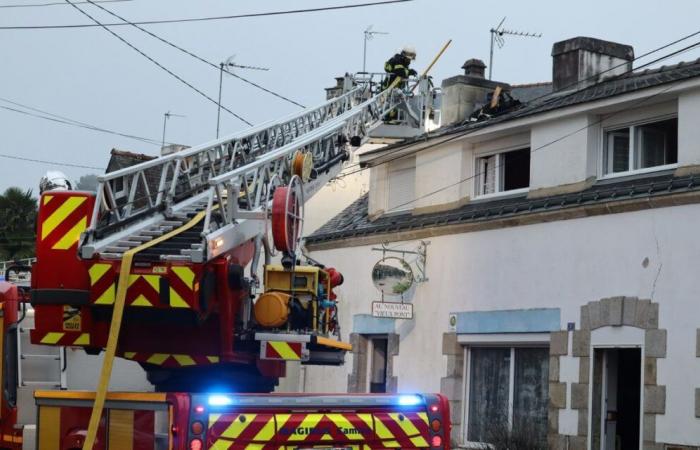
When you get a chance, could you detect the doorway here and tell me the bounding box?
[368,337,388,393]
[591,348,641,450]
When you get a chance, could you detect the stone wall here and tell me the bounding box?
[548,297,666,450]
[347,333,399,393]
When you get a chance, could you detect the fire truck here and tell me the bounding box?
[2,69,447,448]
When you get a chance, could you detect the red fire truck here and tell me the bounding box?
[33,391,450,450]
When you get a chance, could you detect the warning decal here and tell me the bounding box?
[62,306,81,331]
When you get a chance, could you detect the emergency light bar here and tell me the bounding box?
[200,393,426,408]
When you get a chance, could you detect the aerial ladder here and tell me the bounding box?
[29,76,415,398]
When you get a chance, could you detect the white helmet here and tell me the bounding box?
[401,45,416,60]
[39,171,72,194]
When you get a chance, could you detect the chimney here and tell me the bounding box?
[552,37,634,91]
[462,59,486,78]
[441,58,510,126]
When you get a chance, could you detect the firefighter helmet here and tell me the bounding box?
[401,45,417,60]
[39,171,72,194]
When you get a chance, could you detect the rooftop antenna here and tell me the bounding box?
[217,54,270,138]
[489,17,542,80]
[162,111,186,148]
[363,25,389,73]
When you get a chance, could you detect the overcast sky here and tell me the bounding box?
[0,0,697,192]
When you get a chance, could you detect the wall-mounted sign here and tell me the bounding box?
[372,301,413,319]
[371,257,414,296]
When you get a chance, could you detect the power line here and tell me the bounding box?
[64,0,253,126]
[0,0,412,30]
[0,97,163,145]
[337,31,700,179]
[0,0,129,8]
[0,151,104,170]
[85,0,306,108]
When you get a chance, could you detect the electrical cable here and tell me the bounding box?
[0,98,163,145]
[0,0,413,30]
[0,0,129,7]
[0,151,104,170]
[64,0,252,126]
[85,0,306,108]
[335,33,700,180]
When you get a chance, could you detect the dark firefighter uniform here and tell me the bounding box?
[383,53,417,89]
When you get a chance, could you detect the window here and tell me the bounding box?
[387,159,415,213]
[466,347,548,446]
[603,117,677,176]
[475,148,530,197]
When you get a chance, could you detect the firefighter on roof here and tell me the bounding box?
[384,45,417,89]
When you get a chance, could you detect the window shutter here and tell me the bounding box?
[387,163,415,212]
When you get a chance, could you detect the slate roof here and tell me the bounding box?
[306,171,700,244]
[366,57,700,158]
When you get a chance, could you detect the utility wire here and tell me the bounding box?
[0,151,104,170]
[0,0,412,30]
[0,98,163,145]
[85,0,306,108]
[337,32,700,179]
[64,0,252,126]
[0,0,129,8]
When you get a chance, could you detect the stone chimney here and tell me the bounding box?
[552,37,634,92]
[441,58,510,126]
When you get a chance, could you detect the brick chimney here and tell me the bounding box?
[552,37,634,91]
[441,58,510,126]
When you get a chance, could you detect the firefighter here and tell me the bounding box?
[39,170,72,193]
[383,45,418,89]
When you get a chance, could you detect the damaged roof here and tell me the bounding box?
[363,57,700,160]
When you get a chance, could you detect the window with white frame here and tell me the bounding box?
[466,347,548,446]
[602,117,678,176]
[387,158,415,213]
[475,148,530,197]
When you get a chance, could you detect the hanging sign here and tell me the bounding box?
[372,301,413,319]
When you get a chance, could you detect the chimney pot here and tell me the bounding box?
[462,58,486,78]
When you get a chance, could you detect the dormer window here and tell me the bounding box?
[475,148,530,197]
[603,117,677,176]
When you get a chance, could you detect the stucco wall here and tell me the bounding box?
[305,203,700,446]
[678,88,700,168]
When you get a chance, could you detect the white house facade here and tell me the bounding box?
[301,37,700,450]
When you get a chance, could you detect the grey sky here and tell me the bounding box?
[0,0,697,192]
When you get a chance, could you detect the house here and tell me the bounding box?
[303,36,700,450]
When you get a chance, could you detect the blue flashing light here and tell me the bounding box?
[398,394,423,406]
[208,395,234,406]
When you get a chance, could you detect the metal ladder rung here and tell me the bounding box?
[100,253,124,259]
[105,246,130,253]
[21,354,60,360]
[21,381,61,387]
[142,230,164,237]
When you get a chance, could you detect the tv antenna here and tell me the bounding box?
[489,17,542,79]
[217,54,270,138]
[363,25,389,73]
[162,111,186,148]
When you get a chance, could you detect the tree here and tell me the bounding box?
[0,187,37,260]
[76,174,99,192]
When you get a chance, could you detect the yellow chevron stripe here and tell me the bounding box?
[253,417,276,441]
[417,412,428,424]
[358,413,374,432]
[124,352,136,359]
[287,414,323,441]
[220,413,256,439]
[373,417,395,440]
[142,275,161,293]
[41,196,86,240]
[94,284,116,305]
[52,216,87,250]
[131,295,153,307]
[208,413,221,429]
[269,341,300,360]
[207,356,220,363]
[389,413,420,436]
[275,414,291,432]
[146,353,169,365]
[410,436,429,447]
[73,333,90,346]
[89,263,111,285]
[171,266,195,289]
[210,440,232,450]
[327,414,364,440]
[43,195,53,205]
[169,287,190,308]
[172,354,195,366]
[40,332,64,344]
